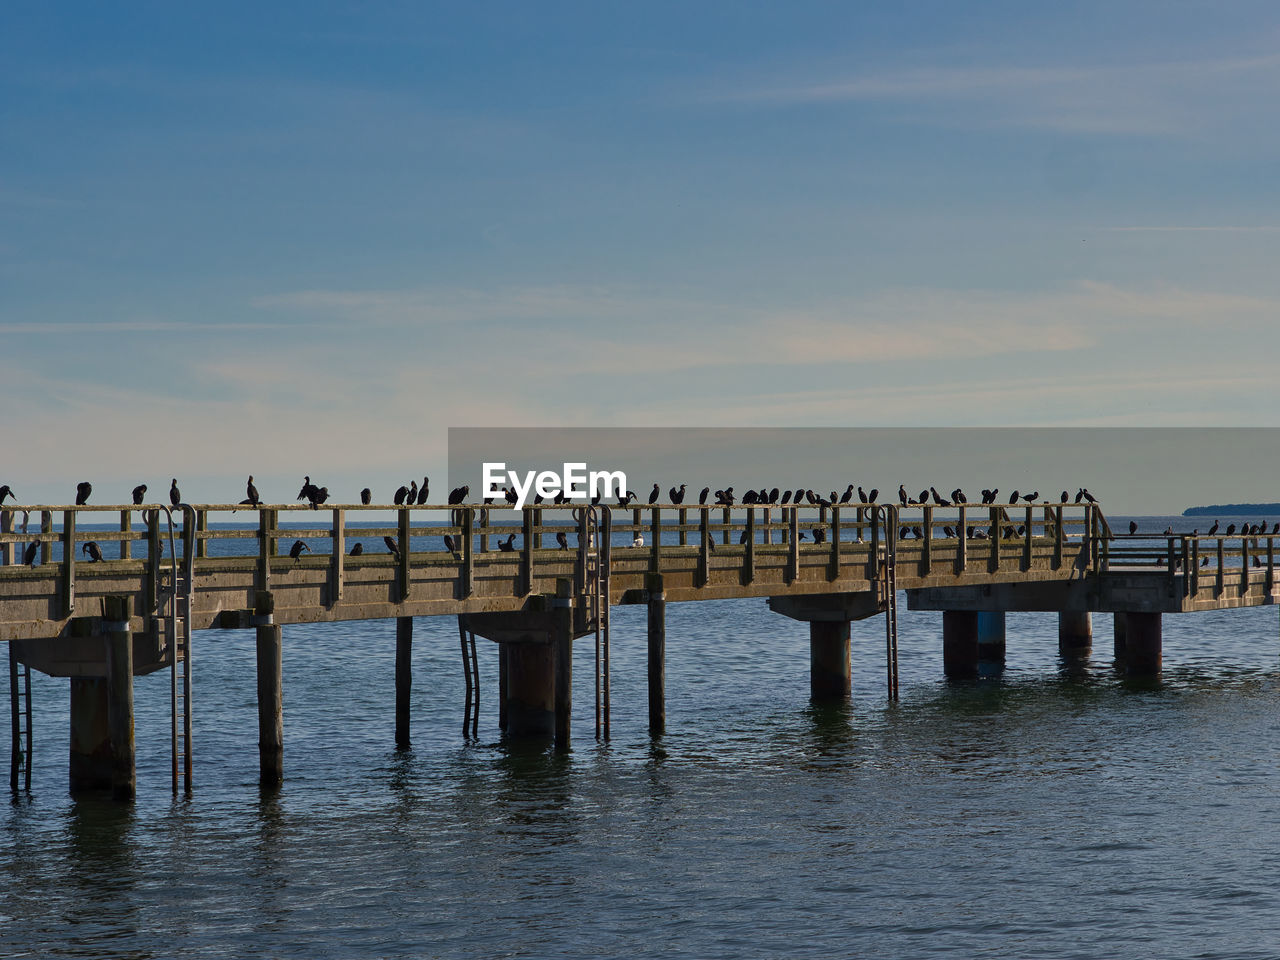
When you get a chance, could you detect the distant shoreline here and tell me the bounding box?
[1183,503,1280,517]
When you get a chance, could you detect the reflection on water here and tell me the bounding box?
[3,587,1280,958]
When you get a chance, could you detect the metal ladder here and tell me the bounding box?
[458,617,479,739]
[881,505,900,702]
[161,506,195,794]
[585,506,612,740]
[9,646,31,795]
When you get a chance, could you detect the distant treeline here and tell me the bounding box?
[1183,503,1280,517]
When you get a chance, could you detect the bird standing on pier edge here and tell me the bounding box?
[361,488,372,505]
[245,476,260,506]
[289,540,310,560]
[82,541,103,562]
[75,482,92,505]
[416,478,430,505]
[132,484,147,505]
[170,479,181,506]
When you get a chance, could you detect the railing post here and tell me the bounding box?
[679,507,688,546]
[1180,537,1189,597]
[650,507,661,574]
[1054,505,1064,569]
[722,507,731,546]
[147,509,160,613]
[698,507,710,587]
[829,506,841,580]
[40,510,52,565]
[787,507,799,584]
[1167,537,1176,590]
[398,507,411,601]
[869,504,880,581]
[331,507,345,605]
[1268,536,1275,597]
[521,507,534,596]
[1023,505,1033,571]
[990,506,1001,571]
[1191,538,1200,596]
[257,508,273,593]
[1239,535,1249,597]
[62,509,76,616]
[1216,538,1224,596]
[461,508,474,598]
[956,505,967,574]
[118,510,131,561]
[196,508,208,559]
[744,507,755,584]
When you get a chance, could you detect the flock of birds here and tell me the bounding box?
[4,477,1276,570]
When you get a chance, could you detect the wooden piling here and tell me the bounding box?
[1058,611,1092,657]
[255,590,283,787]
[647,572,666,736]
[104,596,135,800]
[395,616,412,748]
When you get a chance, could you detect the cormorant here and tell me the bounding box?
[556,531,569,550]
[1023,492,1038,503]
[442,535,456,553]
[246,476,260,506]
[1207,521,1219,536]
[308,487,329,509]
[170,479,181,506]
[917,489,928,505]
[0,485,13,504]
[769,488,780,504]
[131,484,146,505]
[384,536,401,560]
[1008,490,1019,505]
[394,485,409,505]
[408,481,418,504]
[1074,489,1085,504]
[739,530,749,544]
[350,542,364,556]
[22,541,38,567]
[699,487,710,505]
[812,527,826,544]
[617,491,635,507]
[840,484,854,504]
[648,483,660,504]
[416,478,430,505]
[1081,489,1096,504]
[298,476,315,500]
[288,540,310,560]
[448,485,469,505]
[505,487,518,505]
[75,481,92,505]
[943,526,956,538]
[497,534,516,552]
[743,490,758,505]
[1060,491,1069,503]
[780,490,793,505]
[670,484,686,504]
[82,541,103,562]
[867,489,878,503]
[1226,524,1236,536]
[798,532,809,541]
[898,485,908,506]
[1129,520,1138,535]
[858,486,868,503]
[361,488,372,505]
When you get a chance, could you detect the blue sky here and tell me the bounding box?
[4,2,1280,506]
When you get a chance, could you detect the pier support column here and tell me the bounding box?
[105,597,135,800]
[809,620,852,699]
[1124,612,1162,677]
[553,579,573,751]
[255,591,283,788]
[498,643,509,732]
[69,677,112,792]
[943,610,979,679]
[976,612,1006,665]
[395,616,412,748]
[504,642,555,738]
[647,573,666,735]
[1113,612,1128,660]
[1058,611,1092,657]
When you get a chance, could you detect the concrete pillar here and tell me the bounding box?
[498,642,509,731]
[504,641,555,737]
[553,580,573,751]
[1124,612,1162,677]
[105,596,135,800]
[1058,611,1092,657]
[976,611,1006,663]
[1113,612,1128,660]
[255,591,283,788]
[395,616,412,748]
[943,610,979,678]
[69,677,112,792]
[647,573,666,735]
[809,620,852,699]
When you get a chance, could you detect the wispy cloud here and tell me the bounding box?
[708,52,1280,137]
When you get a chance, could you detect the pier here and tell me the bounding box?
[2,499,1276,795]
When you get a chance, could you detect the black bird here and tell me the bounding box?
[1129,520,1138,535]
[408,481,418,505]
[951,489,967,504]
[780,490,793,505]
[798,531,809,541]
[670,484,686,504]
[1074,488,1085,504]
[1202,556,1210,566]
[898,485,908,506]
[288,540,310,560]
[1007,490,1019,505]
[443,535,457,553]
[245,475,260,506]
[1254,555,1262,568]
[806,490,819,505]
[169,479,181,506]
[739,530,750,545]
[1081,489,1096,504]
[793,488,805,504]
[0,485,13,505]
[556,531,569,550]
[1164,526,1174,535]
[361,488,372,505]
[497,533,517,552]
[812,527,826,544]
[840,484,854,504]
[350,542,364,556]
[857,486,868,503]
[867,489,878,503]
[1023,491,1038,503]
[899,526,910,539]
[22,541,38,567]
[75,481,92,505]
[131,484,146,505]
[617,491,636,507]
[1272,523,1279,535]
[743,490,758,505]
[309,486,330,509]
[930,487,947,506]
[1060,491,1069,503]
[718,488,736,505]
[943,526,956,538]
[699,486,710,505]
[298,476,315,501]
[505,487,519,505]
[648,483,660,505]
[917,489,928,505]
[1207,521,1219,536]
[82,541,103,562]
[384,536,401,561]
[448,485,469,505]
[394,485,409,505]
[416,478,430,505]
[769,488,780,504]
[1226,524,1236,536]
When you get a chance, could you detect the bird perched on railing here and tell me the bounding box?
[394,484,410,505]
[350,542,364,556]
[308,486,329,509]
[243,476,260,506]
[840,484,854,504]
[0,485,13,505]
[383,536,401,561]
[648,483,660,504]
[1207,521,1220,535]
[297,476,316,501]
[443,535,457,554]
[408,480,418,505]
[698,487,710,505]
[497,534,516,552]
[360,488,372,505]
[132,484,147,505]
[416,478,429,505]
[75,482,92,505]
[670,484,686,504]
[82,541,103,562]
[22,541,38,567]
[1129,521,1138,535]
[812,528,827,543]
[170,479,181,506]
[289,540,310,560]
[448,485,469,505]
[1022,491,1039,503]
[556,531,569,550]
